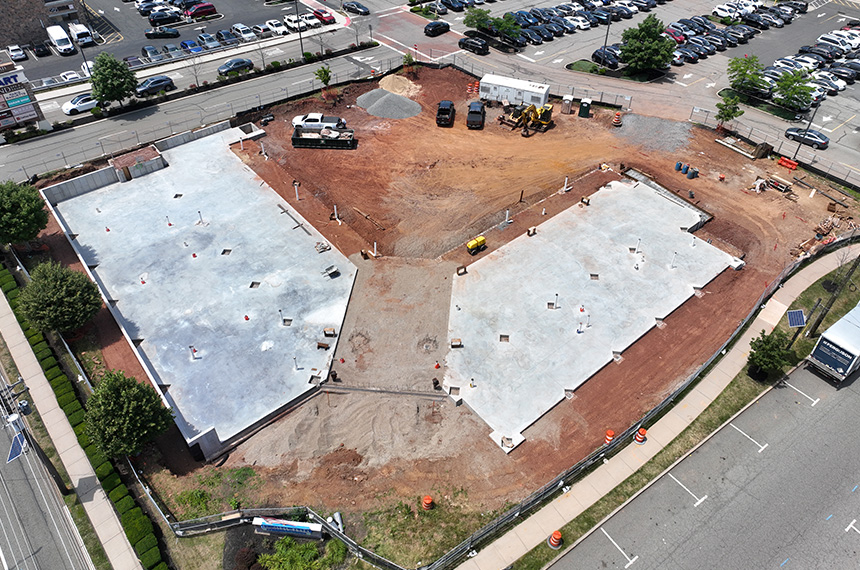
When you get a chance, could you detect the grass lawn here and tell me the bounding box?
[719,87,803,121]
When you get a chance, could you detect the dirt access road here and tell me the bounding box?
[136,67,853,520]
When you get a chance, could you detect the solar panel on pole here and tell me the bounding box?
[787,309,806,328]
[6,432,25,464]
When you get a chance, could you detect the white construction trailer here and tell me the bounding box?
[479,74,550,106]
[807,300,860,383]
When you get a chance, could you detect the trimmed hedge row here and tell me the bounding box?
[1,267,166,570]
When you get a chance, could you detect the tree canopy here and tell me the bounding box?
[314,65,332,87]
[0,180,47,244]
[464,8,519,35]
[464,7,492,29]
[85,370,174,458]
[90,52,137,107]
[727,54,765,91]
[774,69,813,110]
[715,95,744,126]
[17,261,101,332]
[748,329,791,374]
[620,15,675,72]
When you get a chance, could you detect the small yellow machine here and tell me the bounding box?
[466,236,487,255]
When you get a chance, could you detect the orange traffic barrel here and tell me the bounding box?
[635,427,647,444]
[422,496,434,511]
[605,430,615,445]
[547,530,563,549]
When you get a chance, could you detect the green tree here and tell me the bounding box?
[85,370,174,458]
[494,13,521,36]
[0,180,48,244]
[748,329,791,375]
[715,95,744,128]
[17,261,101,332]
[464,7,492,29]
[727,54,765,92]
[314,64,332,87]
[90,52,137,108]
[620,14,675,72]
[773,69,813,111]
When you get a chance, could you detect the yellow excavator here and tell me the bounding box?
[497,103,554,136]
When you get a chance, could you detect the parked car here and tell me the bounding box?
[436,100,455,126]
[827,66,857,83]
[678,18,705,34]
[123,55,143,68]
[197,32,221,49]
[783,0,808,12]
[251,24,272,39]
[442,0,466,11]
[184,2,216,18]
[180,40,203,53]
[674,47,700,63]
[141,45,164,61]
[466,101,485,129]
[299,13,322,28]
[145,26,180,39]
[687,36,716,55]
[135,75,175,96]
[60,70,81,82]
[701,33,727,50]
[813,70,847,89]
[215,30,240,46]
[283,14,309,31]
[551,17,577,33]
[343,1,369,15]
[706,29,738,47]
[742,13,769,29]
[712,4,738,18]
[520,28,543,44]
[757,12,784,28]
[6,45,26,61]
[31,42,51,57]
[684,42,710,58]
[424,21,450,36]
[458,37,489,55]
[218,58,254,75]
[566,15,591,29]
[798,45,835,62]
[231,24,257,42]
[266,20,289,36]
[501,31,527,47]
[149,11,181,26]
[592,47,619,68]
[690,16,716,31]
[544,22,566,36]
[313,8,336,24]
[425,2,448,14]
[664,28,686,43]
[784,127,829,149]
[61,93,102,115]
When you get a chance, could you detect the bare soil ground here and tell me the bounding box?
[34,66,857,550]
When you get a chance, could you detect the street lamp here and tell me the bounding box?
[293,0,305,60]
[791,99,821,161]
[602,12,612,52]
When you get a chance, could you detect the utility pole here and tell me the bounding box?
[808,254,860,337]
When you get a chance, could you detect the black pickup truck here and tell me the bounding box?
[436,100,455,127]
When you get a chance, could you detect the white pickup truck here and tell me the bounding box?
[291,113,346,130]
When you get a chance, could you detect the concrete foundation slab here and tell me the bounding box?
[52,128,356,459]
[447,180,736,449]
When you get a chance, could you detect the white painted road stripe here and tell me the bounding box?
[517,53,536,63]
[783,381,820,406]
[846,519,860,533]
[668,473,707,506]
[600,527,638,568]
[729,422,768,453]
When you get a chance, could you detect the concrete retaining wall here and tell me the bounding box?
[154,121,231,152]
[118,155,167,182]
[42,167,119,205]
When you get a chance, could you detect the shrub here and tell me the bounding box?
[68,409,85,426]
[95,461,113,481]
[0,269,10,278]
[0,273,14,284]
[57,392,77,407]
[35,348,53,361]
[271,60,281,68]
[7,289,19,300]
[50,374,70,388]
[40,356,58,371]
[116,494,136,514]
[62,400,83,416]
[1,281,16,293]
[140,547,162,570]
[53,382,74,398]
[8,299,17,309]
[135,533,158,556]
[74,422,88,437]
[102,472,121,492]
[122,509,153,545]
[85,445,107,466]
[32,341,48,353]
[45,366,62,380]
[109,484,129,503]
[152,563,168,570]
[77,432,90,448]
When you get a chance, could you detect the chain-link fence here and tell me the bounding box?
[689,107,860,192]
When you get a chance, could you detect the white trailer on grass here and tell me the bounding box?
[807,300,860,383]
[478,74,550,107]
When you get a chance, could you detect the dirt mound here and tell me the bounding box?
[379,74,421,98]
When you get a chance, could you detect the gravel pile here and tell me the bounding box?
[614,114,692,153]
[356,88,422,119]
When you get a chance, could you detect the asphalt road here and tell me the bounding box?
[549,364,860,569]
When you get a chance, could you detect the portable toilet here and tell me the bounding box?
[578,98,592,118]
[562,95,573,114]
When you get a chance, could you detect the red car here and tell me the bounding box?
[664,28,686,43]
[313,8,336,24]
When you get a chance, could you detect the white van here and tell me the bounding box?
[46,25,75,55]
[818,33,851,52]
[68,23,95,47]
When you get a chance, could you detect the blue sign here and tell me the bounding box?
[811,337,855,377]
[6,433,25,463]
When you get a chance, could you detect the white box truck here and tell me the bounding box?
[68,23,95,47]
[479,74,550,106]
[807,300,860,383]
[46,25,75,55]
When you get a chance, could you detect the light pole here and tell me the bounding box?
[602,12,612,52]
[293,0,305,60]
[791,99,821,161]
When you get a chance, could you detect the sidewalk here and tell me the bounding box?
[0,293,142,570]
[458,243,860,570]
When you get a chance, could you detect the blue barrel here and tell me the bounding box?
[692,168,699,179]
[687,168,695,179]
[681,163,689,174]
[675,161,682,171]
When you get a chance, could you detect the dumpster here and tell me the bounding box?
[578,98,592,118]
[562,95,573,114]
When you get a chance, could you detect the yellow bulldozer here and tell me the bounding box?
[497,103,554,136]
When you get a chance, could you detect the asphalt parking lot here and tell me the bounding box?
[549,364,860,569]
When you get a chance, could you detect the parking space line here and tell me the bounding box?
[668,473,708,506]
[827,114,856,135]
[517,54,536,63]
[846,519,860,533]
[729,422,768,453]
[782,381,820,406]
[600,527,638,568]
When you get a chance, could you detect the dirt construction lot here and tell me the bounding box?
[62,66,855,551]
